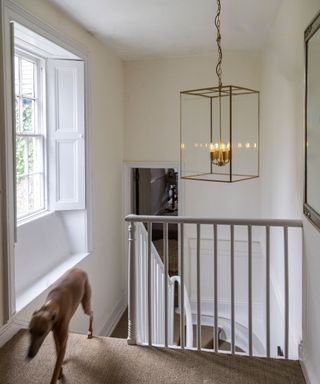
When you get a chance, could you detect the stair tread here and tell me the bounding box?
[173,313,222,349]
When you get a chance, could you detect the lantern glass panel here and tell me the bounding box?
[231,90,259,180]
[180,86,259,183]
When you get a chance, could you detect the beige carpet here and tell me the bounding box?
[0,330,305,384]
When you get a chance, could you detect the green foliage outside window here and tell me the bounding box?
[16,102,34,178]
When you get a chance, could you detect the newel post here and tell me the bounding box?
[127,222,137,345]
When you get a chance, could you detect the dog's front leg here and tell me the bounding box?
[53,330,63,379]
[51,327,68,384]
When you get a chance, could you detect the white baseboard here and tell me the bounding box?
[0,292,128,348]
[97,291,127,337]
[0,317,27,348]
[300,346,318,384]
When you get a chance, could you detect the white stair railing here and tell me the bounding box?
[170,275,193,348]
[129,221,193,347]
[126,215,303,359]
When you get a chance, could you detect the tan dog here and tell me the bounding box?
[27,267,93,384]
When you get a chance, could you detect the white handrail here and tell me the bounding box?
[125,214,303,228]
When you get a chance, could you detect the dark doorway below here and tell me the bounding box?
[132,167,178,276]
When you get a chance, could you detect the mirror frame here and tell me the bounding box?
[304,10,320,230]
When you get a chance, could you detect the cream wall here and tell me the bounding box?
[3,0,125,334]
[260,0,320,382]
[124,54,261,219]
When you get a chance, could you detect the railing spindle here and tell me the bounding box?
[230,225,235,354]
[197,223,201,351]
[214,224,218,353]
[164,222,169,347]
[248,225,253,356]
[180,223,185,349]
[284,226,289,359]
[127,222,137,345]
[266,225,270,358]
[147,222,152,346]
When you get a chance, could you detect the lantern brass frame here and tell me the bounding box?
[180,84,260,183]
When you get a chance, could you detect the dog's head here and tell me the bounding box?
[27,308,57,359]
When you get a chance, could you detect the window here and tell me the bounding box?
[1,15,89,316]
[15,50,46,220]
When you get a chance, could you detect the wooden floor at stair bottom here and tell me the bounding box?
[0,330,305,384]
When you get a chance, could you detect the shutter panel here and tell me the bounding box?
[47,59,85,210]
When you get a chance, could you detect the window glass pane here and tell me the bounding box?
[15,98,20,132]
[22,98,34,132]
[16,136,27,177]
[16,136,44,218]
[21,58,34,97]
[14,56,19,96]
[16,176,28,218]
[27,137,43,173]
[28,174,44,213]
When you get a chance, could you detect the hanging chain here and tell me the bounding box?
[215,0,222,88]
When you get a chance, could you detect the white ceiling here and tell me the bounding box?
[49,0,283,60]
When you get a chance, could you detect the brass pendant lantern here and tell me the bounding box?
[180,0,259,182]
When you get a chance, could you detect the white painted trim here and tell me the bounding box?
[3,0,89,59]
[16,253,89,312]
[0,311,30,348]
[1,0,93,321]
[300,346,318,384]
[190,298,264,334]
[0,318,22,347]
[96,291,127,337]
[187,237,263,259]
[2,0,17,318]
[0,291,127,348]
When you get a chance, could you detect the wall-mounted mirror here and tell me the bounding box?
[304,11,320,230]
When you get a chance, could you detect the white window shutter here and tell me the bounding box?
[47,59,85,210]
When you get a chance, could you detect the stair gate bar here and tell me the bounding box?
[248,225,253,356]
[127,222,137,345]
[147,222,152,346]
[180,223,185,349]
[214,224,218,353]
[152,245,157,343]
[284,226,289,359]
[164,222,169,347]
[197,224,201,351]
[230,225,235,354]
[159,258,163,343]
[266,225,271,358]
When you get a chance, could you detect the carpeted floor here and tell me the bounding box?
[0,330,305,384]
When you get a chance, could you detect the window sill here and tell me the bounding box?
[17,209,52,228]
[16,252,89,312]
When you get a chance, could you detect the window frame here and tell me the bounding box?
[14,47,48,223]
